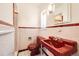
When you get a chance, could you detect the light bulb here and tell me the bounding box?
[47,3,55,14]
[48,4,53,12]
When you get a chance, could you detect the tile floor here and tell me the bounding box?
[18,50,31,56]
[18,49,46,56]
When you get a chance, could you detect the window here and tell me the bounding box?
[40,4,55,28]
[41,9,47,28]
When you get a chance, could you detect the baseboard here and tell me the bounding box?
[14,51,19,56]
[18,48,28,52]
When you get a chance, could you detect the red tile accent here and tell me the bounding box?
[19,23,79,29]
[47,23,79,28]
[19,27,41,29]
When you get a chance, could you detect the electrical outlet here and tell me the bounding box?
[28,37,32,40]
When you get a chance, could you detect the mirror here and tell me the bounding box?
[54,3,71,24]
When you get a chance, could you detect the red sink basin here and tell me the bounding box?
[37,36,77,56]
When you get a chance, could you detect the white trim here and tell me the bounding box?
[0,29,15,35]
[41,9,47,28]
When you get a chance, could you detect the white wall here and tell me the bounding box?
[47,14,55,26]
[0,3,13,25]
[17,3,40,27]
[71,3,79,23]
[0,24,15,56]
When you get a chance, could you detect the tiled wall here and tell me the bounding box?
[0,3,13,25]
[18,28,40,50]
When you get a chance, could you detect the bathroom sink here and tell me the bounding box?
[40,39,58,55]
[40,37,77,56]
